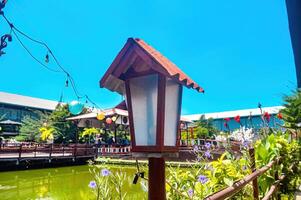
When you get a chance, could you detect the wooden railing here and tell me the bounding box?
[180,138,241,146]
[180,139,242,152]
[0,143,97,160]
[98,145,131,155]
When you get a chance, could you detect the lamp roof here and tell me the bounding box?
[100,38,204,94]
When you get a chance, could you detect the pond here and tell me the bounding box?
[0,165,147,200]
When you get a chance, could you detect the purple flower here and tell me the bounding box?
[243,141,249,148]
[101,169,111,176]
[193,145,199,153]
[205,142,211,149]
[204,150,211,159]
[88,180,97,189]
[188,189,194,197]
[198,175,208,184]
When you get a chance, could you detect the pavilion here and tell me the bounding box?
[66,100,192,145]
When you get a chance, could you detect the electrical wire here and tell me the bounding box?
[11,29,62,73]
[0,11,104,111]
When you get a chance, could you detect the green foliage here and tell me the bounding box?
[39,126,55,141]
[80,127,100,144]
[254,132,301,198]
[194,115,219,138]
[88,160,131,200]
[49,104,77,143]
[166,130,301,199]
[166,150,252,199]
[81,127,99,138]
[16,104,77,143]
[16,111,49,142]
[281,89,301,130]
[89,131,300,199]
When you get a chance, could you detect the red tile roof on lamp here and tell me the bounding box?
[100,38,204,94]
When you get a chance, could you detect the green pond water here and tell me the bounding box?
[0,165,147,200]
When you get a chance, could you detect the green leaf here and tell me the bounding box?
[223,177,233,186]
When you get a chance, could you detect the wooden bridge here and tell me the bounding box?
[0,143,128,170]
[0,143,98,163]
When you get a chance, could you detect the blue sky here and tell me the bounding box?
[0,1,297,114]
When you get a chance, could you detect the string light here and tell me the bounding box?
[0,5,104,112]
[45,52,49,63]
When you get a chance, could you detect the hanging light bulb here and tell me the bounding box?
[45,53,49,63]
[68,100,84,115]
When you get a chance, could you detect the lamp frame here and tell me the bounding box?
[124,71,183,153]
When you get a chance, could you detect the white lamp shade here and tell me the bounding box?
[129,74,158,146]
[164,78,181,146]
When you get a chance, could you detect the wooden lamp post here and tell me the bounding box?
[100,38,203,200]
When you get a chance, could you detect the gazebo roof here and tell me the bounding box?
[66,106,191,123]
[100,38,204,94]
[66,108,128,121]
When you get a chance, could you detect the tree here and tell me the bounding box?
[281,89,301,137]
[16,111,49,142]
[49,104,77,143]
[194,115,219,138]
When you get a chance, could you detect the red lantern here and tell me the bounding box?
[234,115,241,123]
[106,117,112,124]
[277,112,283,119]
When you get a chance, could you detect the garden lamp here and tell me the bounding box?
[100,38,203,200]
